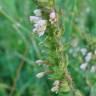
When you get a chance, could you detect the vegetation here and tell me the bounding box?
[0,0,96,96]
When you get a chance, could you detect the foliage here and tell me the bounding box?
[0,0,96,96]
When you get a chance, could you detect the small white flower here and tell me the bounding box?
[90,65,96,73]
[80,63,88,70]
[85,52,92,62]
[29,16,41,23]
[33,20,47,37]
[33,9,42,17]
[51,80,60,94]
[30,9,47,37]
[51,86,59,94]
[80,48,87,56]
[36,20,47,29]
[36,72,45,78]
[38,31,45,37]
[53,80,60,86]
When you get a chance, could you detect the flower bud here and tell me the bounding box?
[36,72,45,78]
[53,80,60,86]
[49,10,57,24]
[80,48,87,56]
[80,63,88,70]
[51,80,60,94]
[33,9,42,17]
[51,86,59,94]
[90,65,96,73]
[35,60,44,65]
[85,52,92,62]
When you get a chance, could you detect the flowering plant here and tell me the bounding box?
[0,0,96,96]
[30,0,96,96]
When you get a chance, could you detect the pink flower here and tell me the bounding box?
[49,10,57,24]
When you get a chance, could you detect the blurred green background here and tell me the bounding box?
[0,0,96,96]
